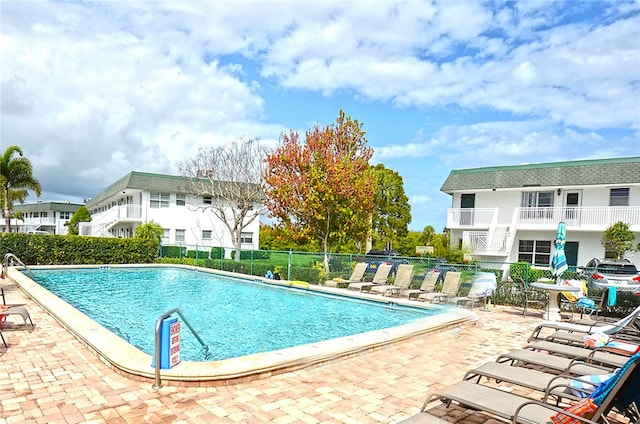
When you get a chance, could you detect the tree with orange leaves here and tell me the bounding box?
[263,111,377,271]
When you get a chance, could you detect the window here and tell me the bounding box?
[240,232,253,244]
[175,229,186,242]
[176,194,186,206]
[517,240,551,265]
[521,191,554,207]
[150,192,170,208]
[609,188,629,206]
[202,230,212,239]
[162,229,170,243]
[203,195,212,205]
[59,211,71,220]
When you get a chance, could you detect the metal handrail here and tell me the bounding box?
[3,253,33,278]
[152,307,209,389]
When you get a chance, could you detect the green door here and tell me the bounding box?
[565,242,579,268]
[460,194,475,226]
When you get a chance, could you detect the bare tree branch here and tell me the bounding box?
[179,138,267,259]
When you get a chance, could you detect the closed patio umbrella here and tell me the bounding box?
[551,221,568,281]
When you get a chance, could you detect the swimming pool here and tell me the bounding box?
[29,266,439,361]
[9,264,477,385]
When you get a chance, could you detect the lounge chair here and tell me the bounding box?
[524,340,630,368]
[463,361,590,401]
[369,264,414,296]
[529,305,640,343]
[0,305,34,329]
[324,262,367,288]
[417,271,462,303]
[401,352,640,424]
[402,271,439,299]
[496,348,619,376]
[447,272,496,308]
[348,263,392,292]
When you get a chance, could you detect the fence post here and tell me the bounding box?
[288,249,292,280]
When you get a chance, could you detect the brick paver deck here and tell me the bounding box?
[0,281,627,423]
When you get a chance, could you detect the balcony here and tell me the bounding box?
[448,206,640,231]
[446,208,498,229]
[455,205,640,256]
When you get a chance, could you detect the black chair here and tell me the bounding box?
[517,278,549,316]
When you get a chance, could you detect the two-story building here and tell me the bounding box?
[6,201,83,235]
[81,171,261,252]
[442,157,640,268]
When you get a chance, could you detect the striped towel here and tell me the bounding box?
[569,374,613,398]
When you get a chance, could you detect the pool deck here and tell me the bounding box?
[0,277,629,423]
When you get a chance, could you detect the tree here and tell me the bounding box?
[370,164,411,250]
[601,221,637,260]
[134,221,164,247]
[263,110,377,271]
[65,205,92,235]
[179,138,266,261]
[422,225,436,244]
[1,145,41,232]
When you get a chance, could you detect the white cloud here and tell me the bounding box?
[1,0,637,222]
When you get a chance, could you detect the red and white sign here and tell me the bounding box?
[169,321,181,367]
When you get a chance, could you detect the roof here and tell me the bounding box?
[85,172,192,207]
[85,171,263,208]
[13,202,83,213]
[440,157,640,193]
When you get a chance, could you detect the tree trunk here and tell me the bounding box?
[4,207,10,233]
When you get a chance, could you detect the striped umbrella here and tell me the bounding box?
[551,221,568,281]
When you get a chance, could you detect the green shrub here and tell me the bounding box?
[210,247,225,259]
[160,245,186,258]
[0,233,157,265]
[186,250,210,259]
[230,250,271,260]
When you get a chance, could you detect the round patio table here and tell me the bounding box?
[531,281,581,321]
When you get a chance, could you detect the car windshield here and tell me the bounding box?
[596,264,638,275]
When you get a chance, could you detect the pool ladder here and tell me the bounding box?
[2,253,33,278]
[152,308,210,389]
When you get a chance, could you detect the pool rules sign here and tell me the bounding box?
[169,320,181,367]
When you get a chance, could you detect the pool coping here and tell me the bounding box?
[8,264,478,386]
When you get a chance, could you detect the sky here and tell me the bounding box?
[1,0,639,232]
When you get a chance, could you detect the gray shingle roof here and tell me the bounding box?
[85,171,263,208]
[440,157,640,193]
[13,202,83,213]
[85,172,192,208]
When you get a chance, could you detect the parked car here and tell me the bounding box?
[432,259,457,284]
[578,258,640,292]
[362,250,409,276]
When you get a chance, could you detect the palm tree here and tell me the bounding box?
[1,145,41,232]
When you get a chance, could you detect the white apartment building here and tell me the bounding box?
[81,171,261,252]
[442,157,640,268]
[6,201,83,235]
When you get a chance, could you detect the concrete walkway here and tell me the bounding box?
[0,281,627,423]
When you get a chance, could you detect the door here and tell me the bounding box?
[565,242,579,269]
[564,191,581,223]
[460,194,475,226]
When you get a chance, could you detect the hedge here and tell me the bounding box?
[0,233,157,265]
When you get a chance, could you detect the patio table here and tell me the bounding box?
[531,281,581,321]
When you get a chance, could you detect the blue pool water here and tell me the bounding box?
[29,267,437,361]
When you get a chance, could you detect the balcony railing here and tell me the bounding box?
[463,231,508,253]
[446,208,498,228]
[91,204,142,226]
[448,206,640,230]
